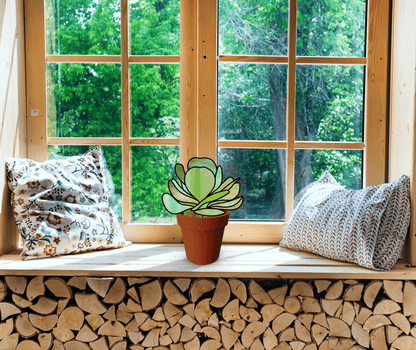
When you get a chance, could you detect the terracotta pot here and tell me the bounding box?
[176,210,230,265]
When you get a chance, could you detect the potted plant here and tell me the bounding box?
[162,157,243,265]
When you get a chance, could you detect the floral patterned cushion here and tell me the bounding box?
[6,147,130,260]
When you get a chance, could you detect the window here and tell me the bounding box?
[25,0,390,243]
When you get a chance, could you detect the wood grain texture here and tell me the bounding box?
[389,0,416,265]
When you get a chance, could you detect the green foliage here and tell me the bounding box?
[162,157,244,217]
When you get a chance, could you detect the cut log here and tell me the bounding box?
[290,282,314,297]
[164,281,188,306]
[362,315,391,331]
[245,298,258,309]
[334,305,342,319]
[75,293,107,315]
[202,326,221,341]
[283,297,301,314]
[327,317,351,338]
[38,333,53,350]
[327,337,339,349]
[411,325,416,337]
[30,297,58,315]
[160,334,172,346]
[341,301,355,326]
[222,299,240,323]
[127,298,142,313]
[267,285,287,306]
[250,338,264,350]
[5,276,27,295]
[179,314,197,329]
[383,280,403,303]
[167,323,181,343]
[0,319,13,340]
[289,341,305,350]
[311,324,329,346]
[317,340,330,350]
[325,281,343,300]
[210,279,231,309]
[232,319,246,333]
[52,327,74,343]
[125,319,139,333]
[195,299,213,325]
[343,284,364,302]
[351,321,369,348]
[45,278,72,299]
[190,279,216,303]
[279,327,296,342]
[76,323,98,342]
[170,344,184,350]
[160,320,170,335]
[98,321,126,337]
[294,319,311,343]
[85,314,105,331]
[128,331,144,345]
[116,310,133,324]
[0,333,18,350]
[183,304,195,319]
[313,313,328,329]
[164,301,182,320]
[139,316,159,331]
[389,312,410,335]
[108,337,123,348]
[57,306,84,331]
[26,276,44,302]
[220,325,239,350]
[68,276,87,290]
[184,336,200,350]
[370,326,387,350]
[321,299,342,317]
[248,281,273,305]
[153,306,166,322]
[63,340,91,350]
[52,339,65,350]
[173,278,191,293]
[208,313,219,330]
[103,278,126,305]
[12,294,31,309]
[28,313,58,331]
[355,307,372,325]
[193,323,202,333]
[180,326,196,342]
[373,299,401,315]
[333,339,356,350]
[260,304,284,323]
[241,321,267,348]
[167,311,183,328]
[272,313,296,335]
[273,342,291,350]
[127,287,140,304]
[140,280,163,311]
[110,340,128,350]
[403,281,416,317]
[200,339,222,350]
[87,277,113,298]
[302,297,322,314]
[16,340,40,350]
[298,314,313,331]
[89,336,108,350]
[0,302,21,320]
[240,305,260,323]
[303,344,318,350]
[128,277,151,286]
[363,281,382,309]
[233,339,245,350]
[0,282,6,304]
[228,279,247,304]
[387,325,403,345]
[315,281,331,294]
[56,299,69,316]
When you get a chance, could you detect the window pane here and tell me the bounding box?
[48,145,122,220]
[218,148,286,220]
[47,63,121,138]
[219,0,289,56]
[219,64,287,141]
[129,0,180,56]
[131,146,179,223]
[45,0,120,55]
[294,149,363,198]
[297,0,366,57]
[295,65,364,142]
[130,64,180,138]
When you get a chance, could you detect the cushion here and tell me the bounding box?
[6,147,130,260]
[279,171,411,271]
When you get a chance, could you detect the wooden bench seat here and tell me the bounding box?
[0,244,413,279]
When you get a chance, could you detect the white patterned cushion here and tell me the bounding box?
[280,171,410,271]
[6,147,130,260]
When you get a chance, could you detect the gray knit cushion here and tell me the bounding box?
[280,171,410,271]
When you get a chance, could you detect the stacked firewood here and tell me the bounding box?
[0,276,415,349]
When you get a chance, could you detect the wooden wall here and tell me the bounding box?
[0,0,27,254]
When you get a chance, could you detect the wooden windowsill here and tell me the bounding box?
[0,244,413,279]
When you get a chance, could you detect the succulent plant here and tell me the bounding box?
[162,157,243,217]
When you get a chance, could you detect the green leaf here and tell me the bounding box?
[194,208,225,216]
[188,157,217,174]
[211,196,243,210]
[169,181,197,204]
[192,190,229,211]
[219,183,240,201]
[214,177,233,193]
[185,167,215,202]
[162,193,193,214]
[175,163,185,183]
[213,165,223,191]
[171,179,191,197]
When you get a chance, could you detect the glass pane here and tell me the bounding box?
[48,145,122,220]
[47,63,121,138]
[218,148,286,220]
[130,64,180,138]
[219,0,289,56]
[297,0,366,57]
[219,64,287,141]
[294,149,363,198]
[130,0,180,56]
[295,65,364,142]
[131,146,179,223]
[45,0,120,55]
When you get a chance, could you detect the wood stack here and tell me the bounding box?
[0,276,414,349]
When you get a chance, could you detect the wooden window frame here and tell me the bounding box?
[24,0,390,244]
